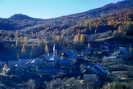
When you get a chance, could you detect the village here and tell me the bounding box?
[0,31,133,88]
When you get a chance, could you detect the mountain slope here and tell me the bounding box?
[0,0,133,32]
[0,14,45,30]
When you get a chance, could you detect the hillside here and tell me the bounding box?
[0,0,133,42]
[0,0,133,30]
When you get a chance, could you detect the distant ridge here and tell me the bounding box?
[9,14,34,20]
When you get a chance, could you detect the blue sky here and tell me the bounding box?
[0,0,122,19]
